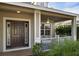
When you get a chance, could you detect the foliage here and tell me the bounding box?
[48,40,79,56]
[32,40,79,56]
[32,43,42,56]
[56,25,71,36]
[56,25,79,39]
[77,27,79,39]
[32,43,51,56]
[32,43,49,56]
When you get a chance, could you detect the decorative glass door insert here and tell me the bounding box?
[6,20,29,49]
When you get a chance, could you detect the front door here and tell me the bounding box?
[6,20,29,49]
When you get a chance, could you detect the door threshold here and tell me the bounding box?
[3,46,31,52]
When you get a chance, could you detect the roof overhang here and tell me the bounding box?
[1,2,79,17]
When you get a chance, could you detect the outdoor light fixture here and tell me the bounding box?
[17,11,21,13]
[46,18,50,24]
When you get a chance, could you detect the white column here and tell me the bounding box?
[34,10,41,43]
[72,17,77,41]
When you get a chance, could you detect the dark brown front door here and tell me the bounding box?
[6,20,29,49]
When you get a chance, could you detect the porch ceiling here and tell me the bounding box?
[41,11,75,22]
[41,14,72,22]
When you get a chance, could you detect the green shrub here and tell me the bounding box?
[32,43,50,56]
[56,25,71,36]
[56,25,79,39]
[32,40,79,56]
[32,43,42,56]
[48,40,79,56]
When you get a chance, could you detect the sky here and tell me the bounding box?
[48,2,79,14]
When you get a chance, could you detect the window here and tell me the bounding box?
[41,23,52,38]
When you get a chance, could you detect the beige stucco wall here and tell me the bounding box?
[0,11,34,52]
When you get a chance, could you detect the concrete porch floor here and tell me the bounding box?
[0,49,32,56]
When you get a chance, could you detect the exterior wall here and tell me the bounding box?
[0,11,34,52]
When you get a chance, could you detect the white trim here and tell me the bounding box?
[3,17,31,52]
[39,11,41,41]
[2,2,78,16]
[3,47,31,52]
[34,10,41,43]
[41,22,53,38]
[51,23,53,37]
[34,10,36,43]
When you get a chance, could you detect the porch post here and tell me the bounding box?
[34,10,41,43]
[71,17,77,41]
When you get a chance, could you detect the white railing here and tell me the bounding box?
[41,35,72,50]
[41,37,57,50]
[58,36,72,43]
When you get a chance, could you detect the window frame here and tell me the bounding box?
[41,22,52,38]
